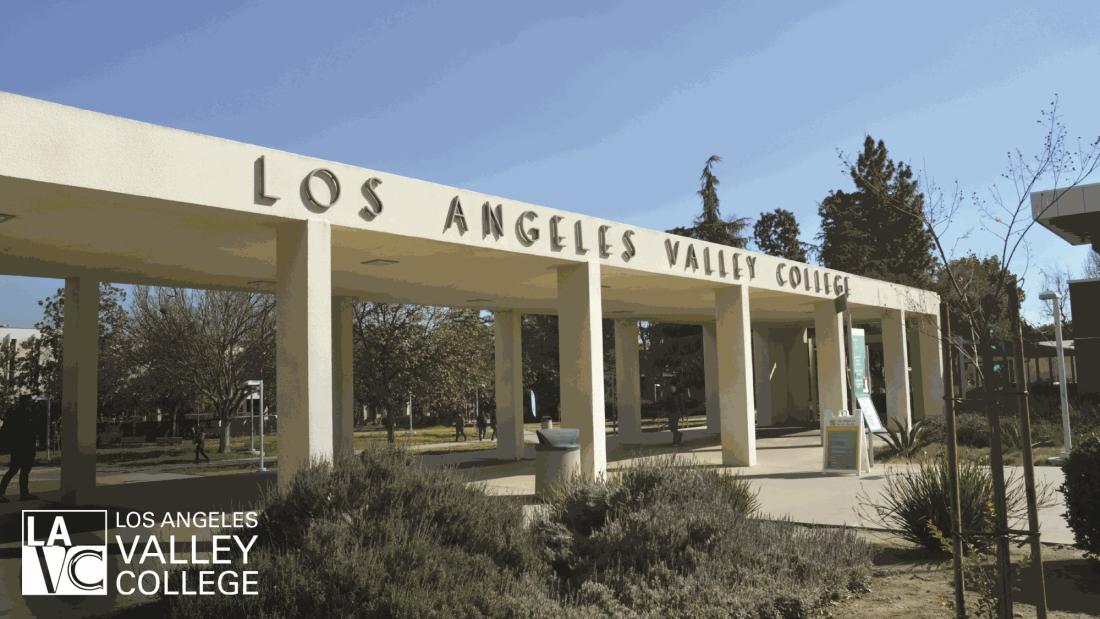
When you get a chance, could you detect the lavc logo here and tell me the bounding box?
[22,510,108,596]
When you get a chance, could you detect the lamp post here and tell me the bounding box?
[34,395,51,462]
[245,380,265,471]
[248,390,257,453]
[1039,292,1072,454]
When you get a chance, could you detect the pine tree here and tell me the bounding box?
[669,155,749,247]
[818,136,935,288]
[753,208,807,262]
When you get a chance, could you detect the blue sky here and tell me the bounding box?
[1,0,1098,325]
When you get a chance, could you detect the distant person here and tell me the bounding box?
[668,385,684,446]
[476,413,487,441]
[193,425,210,463]
[454,415,467,441]
[0,396,39,502]
[489,414,497,441]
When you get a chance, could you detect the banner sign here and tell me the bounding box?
[850,328,885,433]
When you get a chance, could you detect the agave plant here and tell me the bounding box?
[881,418,927,459]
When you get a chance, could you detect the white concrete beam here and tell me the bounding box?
[277,219,334,488]
[715,285,756,466]
[494,310,525,460]
[614,319,642,442]
[331,296,354,456]
[813,300,848,419]
[61,277,98,505]
[702,322,720,434]
[881,308,911,431]
[557,261,607,478]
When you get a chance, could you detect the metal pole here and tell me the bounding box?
[842,290,866,468]
[45,398,51,462]
[250,392,255,452]
[1009,287,1048,618]
[980,332,1014,619]
[940,303,966,617]
[259,380,266,472]
[1050,296,1072,453]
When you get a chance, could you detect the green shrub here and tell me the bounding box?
[954,413,990,448]
[536,456,870,617]
[1060,434,1100,558]
[157,451,872,618]
[920,415,946,444]
[160,448,578,618]
[862,457,1049,552]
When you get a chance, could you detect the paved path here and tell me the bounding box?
[5,428,1075,545]
[466,428,1076,545]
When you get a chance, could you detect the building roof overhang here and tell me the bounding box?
[1032,182,1100,252]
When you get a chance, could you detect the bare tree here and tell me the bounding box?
[130,287,275,453]
[1085,251,1100,279]
[848,95,1099,618]
[1039,266,1073,325]
[846,96,1099,384]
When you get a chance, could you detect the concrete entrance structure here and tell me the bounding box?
[0,92,942,496]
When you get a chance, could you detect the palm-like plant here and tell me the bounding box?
[881,418,927,459]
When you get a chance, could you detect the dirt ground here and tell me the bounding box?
[830,532,1100,618]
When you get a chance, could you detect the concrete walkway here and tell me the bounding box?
[4,427,1075,545]
[462,427,1076,546]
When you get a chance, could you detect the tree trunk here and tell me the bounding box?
[219,418,231,453]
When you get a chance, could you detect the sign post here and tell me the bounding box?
[850,328,884,469]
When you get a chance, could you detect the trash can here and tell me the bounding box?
[534,428,581,496]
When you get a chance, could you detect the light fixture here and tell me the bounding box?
[362,258,399,266]
[601,285,611,289]
[248,280,275,286]
[0,213,16,224]
[1039,291,1056,301]
[466,298,491,304]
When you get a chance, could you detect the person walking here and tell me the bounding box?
[476,412,487,441]
[668,385,684,446]
[193,424,210,463]
[0,396,39,502]
[489,413,497,441]
[454,415,467,441]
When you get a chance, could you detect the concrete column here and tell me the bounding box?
[60,277,98,505]
[752,326,773,426]
[881,308,911,432]
[331,296,354,456]
[813,300,848,419]
[614,320,642,442]
[701,322,720,434]
[771,327,813,425]
[714,285,756,466]
[494,310,525,460]
[557,261,607,478]
[911,312,944,419]
[277,219,334,488]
